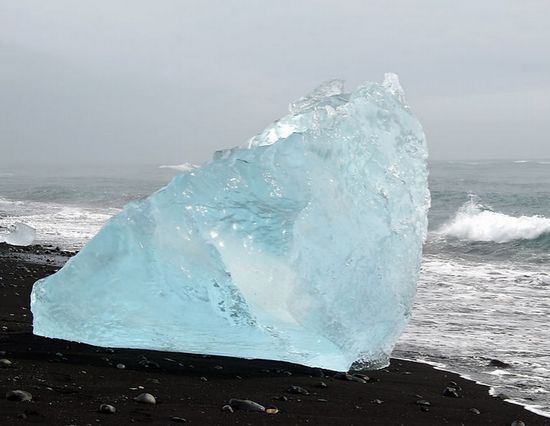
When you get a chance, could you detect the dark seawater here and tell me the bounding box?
[1,160,549,415]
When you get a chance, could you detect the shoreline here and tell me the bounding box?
[1,243,548,425]
[395,356,550,419]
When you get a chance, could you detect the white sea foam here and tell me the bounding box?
[0,197,118,249]
[436,199,550,243]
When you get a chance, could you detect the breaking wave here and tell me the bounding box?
[436,198,550,243]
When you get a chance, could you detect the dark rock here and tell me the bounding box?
[286,385,310,395]
[443,386,460,398]
[489,359,511,368]
[313,368,325,378]
[228,398,265,412]
[99,404,116,414]
[334,372,366,383]
[6,390,32,402]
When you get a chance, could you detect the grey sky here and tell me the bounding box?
[1,0,549,166]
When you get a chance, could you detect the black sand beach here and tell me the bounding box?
[0,243,547,425]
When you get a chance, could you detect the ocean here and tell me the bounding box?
[1,160,549,416]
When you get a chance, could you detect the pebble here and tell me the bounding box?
[133,393,156,404]
[228,398,265,412]
[287,385,310,395]
[0,358,12,367]
[6,390,32,402]
[99,404,116,414]
[265,407,279,414]
[371,399,384,404]
[469,408,481,415]
[221,404,234,413]
[116,363,126,369]
[334,372,367,383]
[510,421,526,426]
[415,399,431,407]
[316,381,327,388]
[443,386,460,398]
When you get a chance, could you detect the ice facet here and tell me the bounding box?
[31,76,429,371]
[0,222,36,246]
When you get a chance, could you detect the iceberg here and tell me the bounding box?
[31,74,429,371]
[0,222,36,246]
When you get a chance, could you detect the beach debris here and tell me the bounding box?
[469,408,481,415]
[133,393,156,404]
[443,386,460,398]
[228,398,265,412]
[98,404,116,414]
[286,385,310,395]
[0,358,12,367]
[200,376,208,382]
[265,407,279,414]
[6,390,32,402]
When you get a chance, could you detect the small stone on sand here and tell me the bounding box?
[6,390,32,402]
[286,385,310,395]
[133,393,156,404]
[228,398,265,412]
[99,404,116,414]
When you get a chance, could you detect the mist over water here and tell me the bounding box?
[1,160,549,415]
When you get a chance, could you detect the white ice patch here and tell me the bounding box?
[0,222,36,246]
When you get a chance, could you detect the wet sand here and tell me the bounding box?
[1,244,547,425]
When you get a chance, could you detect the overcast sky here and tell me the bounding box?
[1,0,549,166]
